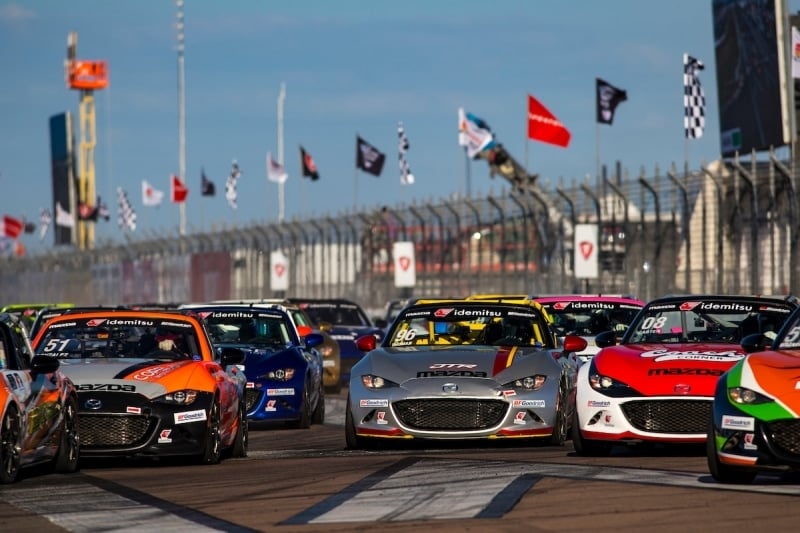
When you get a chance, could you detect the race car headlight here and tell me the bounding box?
[503,375,547,391]
[259,368,296,381]
[361,374,398,390]
[728,387,771,405]
[156,389,199,405]
[588,373,637,396]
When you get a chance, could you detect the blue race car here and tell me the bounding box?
[180,303,325,427]
[288,298,385,387]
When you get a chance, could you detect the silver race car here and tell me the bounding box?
[345,299,587,448]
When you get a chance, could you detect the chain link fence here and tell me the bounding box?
[2,152,798,313]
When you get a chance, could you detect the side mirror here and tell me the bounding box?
[595,330,617,348]
[220,347,245,366]
[304,332,325,349]
[355,334,377,352]
[31,355,60,375]
[296,325,313,338]
[741,333,767,354]
[562,335,588,353]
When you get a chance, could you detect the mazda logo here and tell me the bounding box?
[442,383,459,393]
[84,398,103,410]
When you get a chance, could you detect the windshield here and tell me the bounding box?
[624,299,791,345]
[299,302,370,327]
[541,301,642,337]
[386,303,555,348]
[200,310,292,347]
[35,318,201,360]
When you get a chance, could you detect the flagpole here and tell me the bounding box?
[277,82,286,222]
[176,0,187,236]
[595,121,601,185]
[354,134,359,210]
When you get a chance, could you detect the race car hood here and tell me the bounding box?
[740,350,800,412]
[58,357,202,399]
[360,345,556,391]
[595,342,745,396]
[239,346,305,376]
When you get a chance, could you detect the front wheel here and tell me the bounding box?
[571,409,610,456]
[229,402,248,458]
[706,419,756,484]
[0,406,21,484]
[292,382,312,429]
[549,384,569,446]
[53,397,80,474]
[312,385,326,425]
[199,398,222,465]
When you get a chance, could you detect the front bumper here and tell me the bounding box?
[244,379,305,422]
[76,391,214,457]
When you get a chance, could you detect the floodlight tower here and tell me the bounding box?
[65,31,108,250]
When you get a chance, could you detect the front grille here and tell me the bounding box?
[245,389,262,412]
[78,414,152,447]
[766,419,800,456]
[392,399,508,431]
[620,399,710,434]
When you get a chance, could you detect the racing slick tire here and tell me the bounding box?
[706,419,756,484]
[229,402,248,459]
[52,396,80,474]
[571,410,611,456]
[199,398,222,465]
[548,383,569,446]
[292,381,312,429]
[0,405,21,484]
[312,385,325,425]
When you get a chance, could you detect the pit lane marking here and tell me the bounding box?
[0,475,257,533]
[283,456,800,524]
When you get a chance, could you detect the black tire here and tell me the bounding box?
[293,382,312,429]
[344,397,362,450]
[312,384,326,425]
[706,419,756,484]
[571,409,610,456]
[53,396,80,474]
[229,402,248,458]
[549,384,569,446]
[0,405,21,484]
[199,398,222,465]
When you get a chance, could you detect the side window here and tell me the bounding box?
[0,326,18,370]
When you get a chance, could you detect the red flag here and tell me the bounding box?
[171,174,189,203]
[527,94,570,148]
[1,215,24,239]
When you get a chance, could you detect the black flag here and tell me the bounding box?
[596,78,627,125]
[201,167,216,196]
[300,146,320,180]
[356,135,386,177]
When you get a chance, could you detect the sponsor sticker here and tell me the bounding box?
[744,433,757,450]
[721,415,755,431]
[640,349,743,363]
[503,390,517,397]
[132,363,182,381]
[323,360,335,367]
[174,409,207,424]
[512,399,546,408]
[265,400,277,412]
[588,400,611,407]
[158,429,172,444]
[377,411,388,424]
[359,399,389,407]
[267,388,294,396]
[246,382,255,389]
[126,406,142,415]
[603,414,613,426]
[514,412,526,424]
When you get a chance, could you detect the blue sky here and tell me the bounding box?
[0,1,797,251]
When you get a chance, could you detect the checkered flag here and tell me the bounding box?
[225,159,240,210]
[398,122,414,185]
[683,53,705,139]
[117,187,137,232]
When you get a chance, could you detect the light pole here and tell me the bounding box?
[176,0,187,236]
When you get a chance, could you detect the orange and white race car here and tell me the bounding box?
[31,310,247,464]
[0,312,79,483]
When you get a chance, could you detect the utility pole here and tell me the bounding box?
[176,0,187,236]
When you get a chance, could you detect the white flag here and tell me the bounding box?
[266,152,288,184]
[55,202,75,228]
[142,180,164,206]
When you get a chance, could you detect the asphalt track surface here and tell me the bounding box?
[3,393,800,532]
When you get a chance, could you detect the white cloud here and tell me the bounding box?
[0,3,36,21]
